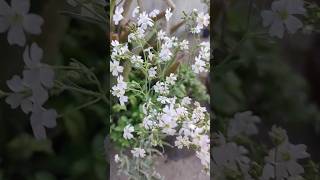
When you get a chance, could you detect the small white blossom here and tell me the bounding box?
[114,154,120,163]
[123,124,134,140]
[132,6,139,18]
[196,12,210,28]
[165,8,173,21]
[149,9,160,18]
[175,135,190,149]
[165,73,177,85]
[153,81,169,95]
[143,116,154,129]
[119,95,128,106]
[192,56,207,74]
[138,11,153,30]
[159,47,172,62]
[148,67,157,78]
[261,0,305,38]
[131,55,143,68]
[157,30,166,41]
[113,6,124,25]
[131,148,146,158]
[110,60,123,76]
[181,97,192,105]
[180,40,189,50]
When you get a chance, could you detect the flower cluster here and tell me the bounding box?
[5,43,57,139]
[111,4,210,178]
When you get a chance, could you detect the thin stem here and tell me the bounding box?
[58,97,101,118]
[73,0,106,21]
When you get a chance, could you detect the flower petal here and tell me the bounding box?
[40,67,55,88]
[7,75,24,92]
[30,42,43,63]
[0,0,11,15]
[269,18,284,38]
[7,24,26,46]
[261,11,275,27]
[5,93,24,109]
[286,0,306,15]
[21,98,33,113]
[42,109,57,128]
[284,15,303,34]
[11,0,30,14]
[0,16,9,32]
[271,0,286,12]
[23,14,44,34]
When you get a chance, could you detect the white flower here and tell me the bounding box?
[196,12,210,28]
[111,40,120,47]
[180,40,189,50]
[110,60,123,76]
[153,81,169,95]
[113,6,124,25]
[131,55,143,68]
[175,136,190,149]
[261,0,305,38]
[132,6,139,18]
[131,148,146,158]
[138,11,153,30]
[157,30,166,40]
[165,73,177,85]
[149,9,160,18]
[157,96,169,104]
[159,47,172,62]
[191,25,202,34]
[143,116,154,129]
[165,8,172,21]
[0,0,44,46]
[148,67,157,78]
[192,56,207,74]
[123,124,134,139]
[196,149,210,169]
[114,154,120,163]
[181,97,192,105]
[119,95,128,106]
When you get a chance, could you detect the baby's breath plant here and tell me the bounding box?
[110,1,210,179]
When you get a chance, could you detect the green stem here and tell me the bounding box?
[58,97,101,118]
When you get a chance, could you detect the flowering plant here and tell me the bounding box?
[109,0,210,179]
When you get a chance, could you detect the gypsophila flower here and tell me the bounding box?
[165,73,177,85]
[131,55,143,68]
[113,6,123,25]
[261,0,305,38]
[132,6,139,18]
[110,60,123,77]
[131,148,146,158]
[153,81,169,95]
[175,135,190,149]
[123,124,134,140]
[159,47,172,62]
[181,97,192,106]
[180,40,189,50]
[157,30,166,41]
[165,8,172,21]
[114,154,120,163]
[138,11,153,30]
[196,12,210,28]
[192,56,207,74]
[148,67,157,78]
[0,0,44,46]
[149,9,160,18]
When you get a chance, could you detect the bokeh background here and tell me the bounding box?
[0,1,107,179]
